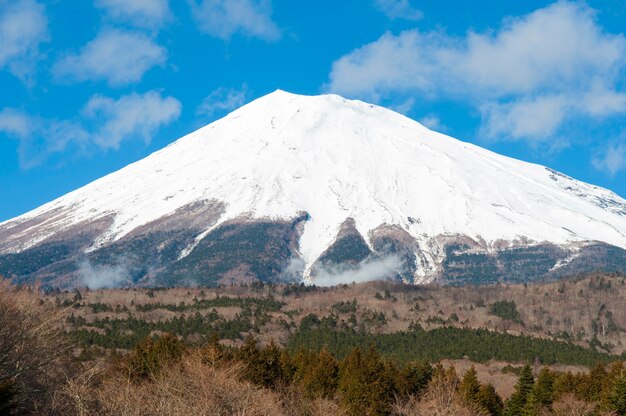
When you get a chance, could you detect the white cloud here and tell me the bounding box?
[53,29,166,86]
[328,2,626,145]
[0,108,31,137]
[312,255,402,287]
[460,2,624,96]
[593,142,626,177]
[0,109,87,168]
[390,97,415,115]
[95,0,171,29]
[0,91,181,167]
[0,0,48,82]
[196,85,249,117]
[83,91,182,149]
[480,95,570,142]
[190,0,280,41]
[78,259,130,289]
[374,0,422,21]
[419,114,443,131]
[328,30,445,100]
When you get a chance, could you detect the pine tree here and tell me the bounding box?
[460,366,481,405]
[521,391,541,416]
[576,363,606,402]
[338,345,397,416]
[397,362,433,398]
[552,371,575,400]
[608,372,626,415]
[504,364,534,416]
[532,367,555,406]
[258,340,284,388]
[298,347,338,399]
[602,361,626,408]
[339,347,368,416]
[476,384,504,416]
[126,333,185,380]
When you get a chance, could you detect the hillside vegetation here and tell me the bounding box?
[2,274,626,414]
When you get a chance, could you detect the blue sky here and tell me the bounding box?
[1,0,626,222]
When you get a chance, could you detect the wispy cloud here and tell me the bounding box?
[189,0,280,41]
[374,0,422,21]
[0,109,87,168]
[0,91,181,167]
[328,2,626,147]
[53,29,167,86]
[593,141,626,177]
[419,114,443,131]
[83,91,182,149]
[95,0,171,29]
[0,0,48,83]
[196,85,250,118]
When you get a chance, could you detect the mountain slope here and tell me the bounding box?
[2,90,626,287]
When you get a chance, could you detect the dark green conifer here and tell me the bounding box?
[504,364,534,415]
[532,367,555,406]
[297,347,338,399]
[338,345,397,416]
[460,366,481,405]
[476,383,504,416]
[126,333,185,380]
[607,372,626,415]
[396,362,433,398]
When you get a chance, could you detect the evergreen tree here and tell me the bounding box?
[126,333,185,380]
[258,340,284,388]
[476,384,504,416]
[504,364,534,416]
[396,362,433,398]
[521,391,541,416]
[576,363,606,402]
[338,345,397,416]
[602,361,626,408]
[339,347,368,416]
[532,367,555,406]
[460,366,481,405]
[608,372,626,415]
[552,371,575,400]
[297,347,338,399]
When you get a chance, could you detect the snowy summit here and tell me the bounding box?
[1,90,626,288]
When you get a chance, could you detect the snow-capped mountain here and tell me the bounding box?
[2,90,626,288]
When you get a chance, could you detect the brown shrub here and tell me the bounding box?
[275,383,344,416]
[550,393,606,416]
[63,352,285,416]
[0,282,71,414]
[393,373,489,416]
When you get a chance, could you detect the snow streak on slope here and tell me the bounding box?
[2,90,626,281]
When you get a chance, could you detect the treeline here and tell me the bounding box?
[113,332,626,416]
[67,305,273,349]
[134,295,284,312]
[288,314,619,367]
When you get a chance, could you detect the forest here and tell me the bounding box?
[2,275,626,415]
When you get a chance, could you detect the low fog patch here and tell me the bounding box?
[311,255,403,286]
[78,258,130,289]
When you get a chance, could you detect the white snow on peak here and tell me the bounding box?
[4,90,626,277]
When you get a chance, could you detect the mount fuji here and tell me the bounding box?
[2,90,626,288]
